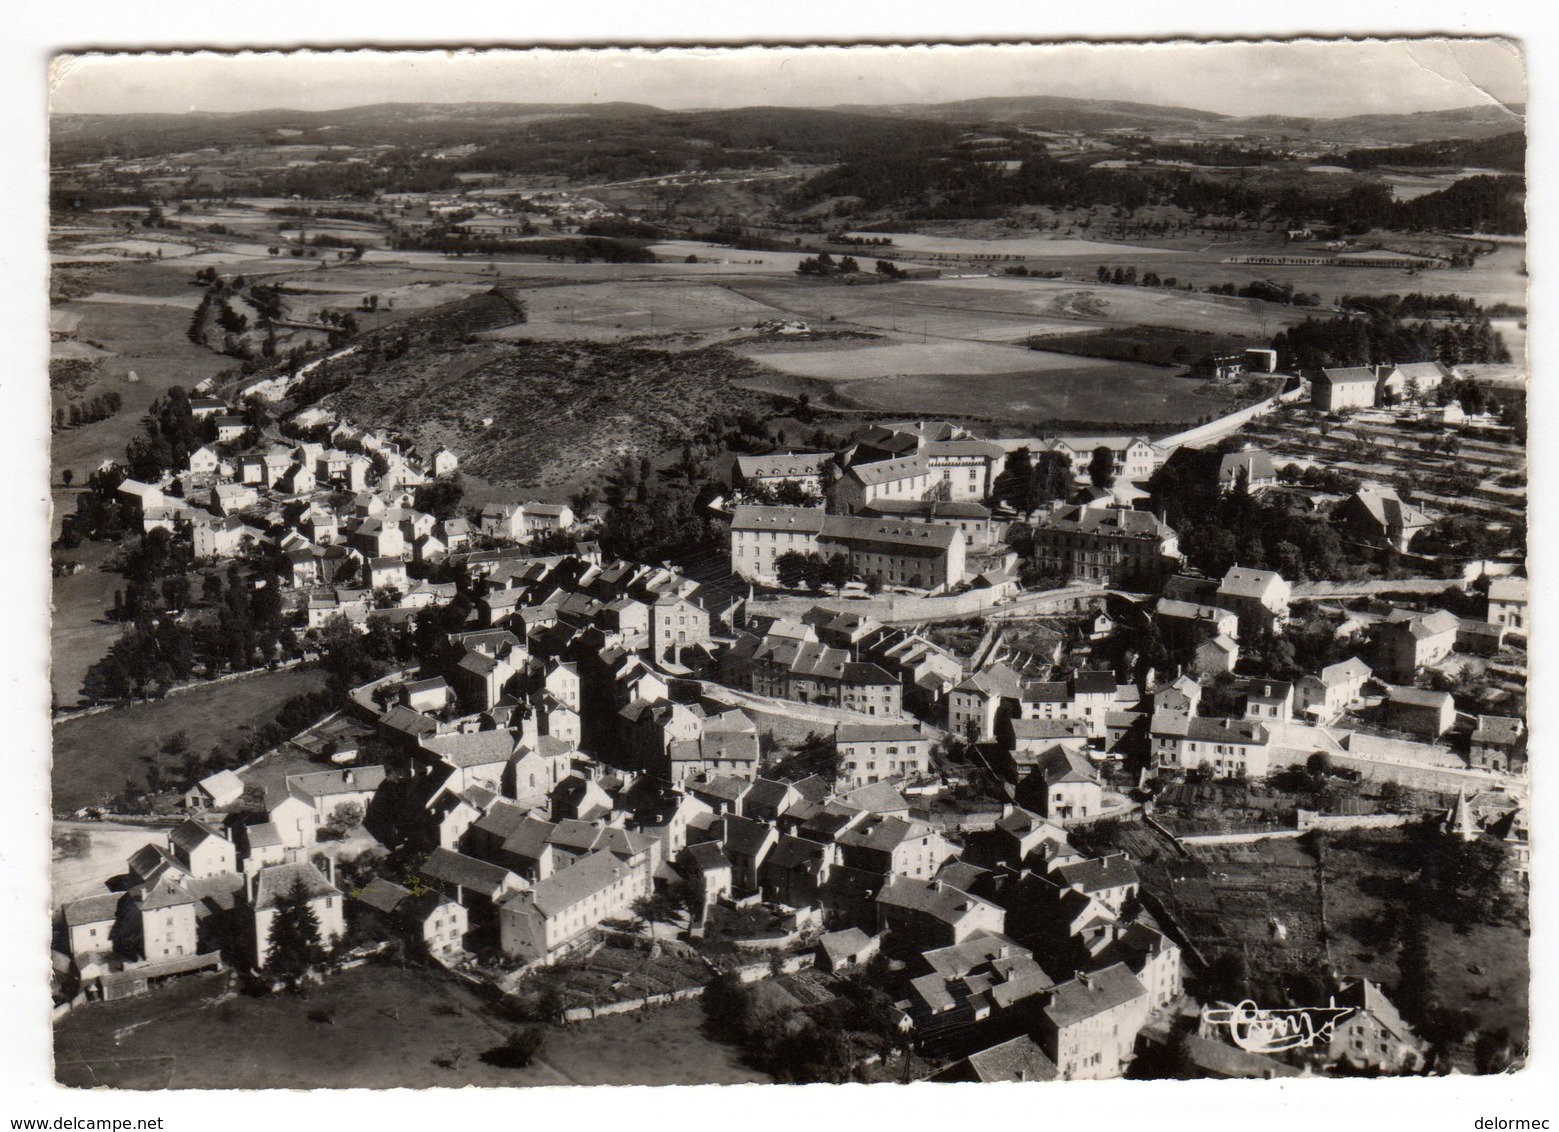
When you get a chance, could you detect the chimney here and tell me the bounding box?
[1077,970,1094,989]
[344,770,355,786]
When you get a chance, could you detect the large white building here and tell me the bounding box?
[729,505,967,593]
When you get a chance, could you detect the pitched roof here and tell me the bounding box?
[524,849,631,917]
[876,875,998,925]
[729,505,828,534]
[1336,977,1419,1045]
[948,1035,1060,1083]
[168,819,227,855]
[421,730,517,769]
[1032,747,1100,787]
[1318,656,1372,686]
[354,876,413,916]
[287,766,387,798]
[836,723,923,745]
[1054,853,1138,895]
[1487,575,1528,603]
[842,781,912,815]
[420,848,516,895]
[1042,962,1148,1029]
[253,862,339,911]
[1387,686,1454,709]
[1037,505,1175,541]
[1218,565,1286,599]
[64,892,123,927]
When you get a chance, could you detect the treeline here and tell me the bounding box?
[579,218,665,240]
[791,152,1525,235]
[1339,292,1491,320]
[53,391,124,431]
[1117,139,1285,167]
[1272,313,1510,371]
[1092,264,1321,306]
[1341,131,1525,173]
[392,233,656,263]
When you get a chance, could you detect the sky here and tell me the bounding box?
[49,38,1525,119]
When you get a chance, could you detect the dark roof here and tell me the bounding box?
[253,862,339,911]
[526,850,630,917]
[354,876,412,916]
[939,1036,1059,1083]
[1042,962,1147,1029]
[64,892,123,927]
[1053,853,1138,895]
[420,848,515,895]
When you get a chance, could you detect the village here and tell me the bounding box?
[52,337,1528,1084]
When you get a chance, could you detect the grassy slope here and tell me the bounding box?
[51,666,329,814]
[55,964,767,1088]
[318,294,789,491]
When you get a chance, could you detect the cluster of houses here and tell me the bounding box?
[62,387,1524,1079]
[108,410,592,631]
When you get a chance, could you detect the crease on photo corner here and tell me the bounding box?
[1401,37,1525,119]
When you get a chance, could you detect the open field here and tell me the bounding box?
[50,535,121,709]
[481,279,788,343]
[743,347,1253,426]
[847,231,1178,257]
[740,338,1120,379]
[55,964,766,1088]
[52,821,171,908]
[51,666,330,814]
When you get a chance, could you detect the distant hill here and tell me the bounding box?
[842,95,1522,144]
[1240,103,1524,144]
[828,94,1230,132]
[50,101,963,188]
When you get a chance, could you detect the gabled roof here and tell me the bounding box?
[64,891,124,927]
[1218,565,1287,599]
[1386,686,1453,709]
[1336,977,1420,1046]
[354,876,413,916]
[946,1035,1060,1083]
[836,722,923,745]
[1053,853,1138,895]
[836,814,922,854]
[765,834,829,872]
[1031,748,1100,787]
[684,841,731,873]
[1487,575,1528,603]
[1042,962,1147,1029]
[876,875,998,926]
[168,819,227,855]
[253,861,339,911]
[420,848,516,895]
[842,781,911,815]
[721,814,777,859]
[523,850,629,917]
[1317,656,1372,686]
[421,730,517,769]
[287,766,387,799]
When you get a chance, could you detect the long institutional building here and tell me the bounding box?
[730,505,966,592]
